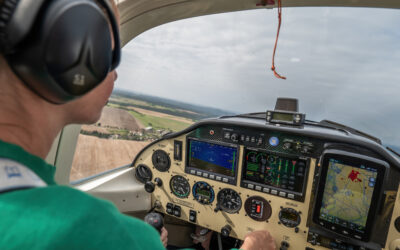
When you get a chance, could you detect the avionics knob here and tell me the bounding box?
[221,225,232,237]
[301,146,311,154]
[145,181,155,193]
[231,133,238,142]
[283,142,292,150]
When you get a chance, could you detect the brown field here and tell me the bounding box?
[70,135,150,182]
[97,106,144,131]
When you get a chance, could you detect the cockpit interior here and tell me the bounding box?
[44,1,400,249]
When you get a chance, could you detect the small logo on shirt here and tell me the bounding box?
[5,166,22,178]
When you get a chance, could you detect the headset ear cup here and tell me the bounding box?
[44,1,113,96]
[6,0,114,103]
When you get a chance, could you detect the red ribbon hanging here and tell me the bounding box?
[271,0,286,80]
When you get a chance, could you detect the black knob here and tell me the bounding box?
[301,146,311,154]
[231,134,238,141]
[155,177,163,187]
[145,181,155,193]
[280,241,290,250]
[283,142,292,150]
[221,225,232,237]
[144,212,164,233]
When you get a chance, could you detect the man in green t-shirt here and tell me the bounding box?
[0,0,275,249]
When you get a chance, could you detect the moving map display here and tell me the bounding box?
[319,158,377,232]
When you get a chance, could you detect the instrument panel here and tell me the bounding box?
[133,119,400,250]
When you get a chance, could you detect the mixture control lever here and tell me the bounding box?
[144,212,164,234]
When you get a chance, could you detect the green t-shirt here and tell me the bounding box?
[0,140,165,250]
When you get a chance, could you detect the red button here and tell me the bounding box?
[256,205,261,213]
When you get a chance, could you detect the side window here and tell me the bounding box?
[70,91,194,182]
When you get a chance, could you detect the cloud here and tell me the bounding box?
[116,7,400,147]
[290,57,301,63]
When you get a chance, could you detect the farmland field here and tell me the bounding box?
[70,90,231,182]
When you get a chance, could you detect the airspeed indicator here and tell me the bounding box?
[170,175,190,198]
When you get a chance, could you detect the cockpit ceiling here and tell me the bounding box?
[116,0,400,46]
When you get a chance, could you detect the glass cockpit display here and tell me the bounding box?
[241,148,308,200]
[319,159,377,231]
[187,139,238,177]
[313,151,387,241]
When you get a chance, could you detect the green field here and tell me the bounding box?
[128,110,191,132]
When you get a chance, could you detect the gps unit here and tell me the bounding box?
[312,149,388,242]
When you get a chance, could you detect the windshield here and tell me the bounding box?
[116,7,400,151]
[71,6,400,182]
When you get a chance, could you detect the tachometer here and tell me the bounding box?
[192,181,214,205]
[216,188,242,214]
[170,175,190,198]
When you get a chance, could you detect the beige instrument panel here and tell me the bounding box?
[133,133,338,249]
[132,122,400,250]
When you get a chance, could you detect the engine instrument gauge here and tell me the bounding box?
[217,188,242,214]
[279,207,301,228]
[170,175,190,198]
[192,181,214,205]
[152,150,171,172]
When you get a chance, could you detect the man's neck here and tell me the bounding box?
[0,121,62,159]
[0,58,68,159]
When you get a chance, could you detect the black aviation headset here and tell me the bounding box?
[0,0,121,103]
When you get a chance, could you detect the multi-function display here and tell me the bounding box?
[187,139,238,178]
[313,150,387,241]
[241,148,308,200]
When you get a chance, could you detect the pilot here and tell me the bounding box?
[0,0,275,249]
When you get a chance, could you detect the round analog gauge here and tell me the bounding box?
[135,164,153,184]
[170,175,190,198]
[152,150,171,172]
[192,181,214,205]
[279,207,301,228]
[217,188,242,214]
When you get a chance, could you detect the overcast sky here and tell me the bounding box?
[115,7,400,149]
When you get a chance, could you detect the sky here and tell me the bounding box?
[115,7,400,149]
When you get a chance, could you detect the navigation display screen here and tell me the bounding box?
[242,148,307,194]
[319,158,377,232]
[313,150,387,241]
[187,139,238,177]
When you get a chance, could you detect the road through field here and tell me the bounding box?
[70,134,150,182]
